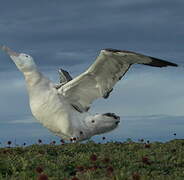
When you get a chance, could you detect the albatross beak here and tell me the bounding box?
[0,45,19,57]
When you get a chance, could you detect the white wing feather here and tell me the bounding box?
[58,49,177,112]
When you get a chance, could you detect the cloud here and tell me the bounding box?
[0,0,183,70]
[7,116,36,124]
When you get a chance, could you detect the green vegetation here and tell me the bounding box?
[0,139,184,180]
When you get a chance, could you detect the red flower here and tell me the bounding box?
[76,166,84,172]
[71,177,79,180]
[3,150,12,154]
[35,166,44,174]
[89,165,98,171]
[90,154,97,161]
[102,158,110,163]
[37,174,48,180]
[107,166,114,174]
[144,144,151,148]
[132,172,141,180]
[3,150,8,154]
[38,150,45,155]
[142,156,151,165]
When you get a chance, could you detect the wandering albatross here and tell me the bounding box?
[0,46,178,142]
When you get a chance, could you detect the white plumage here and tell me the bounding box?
[0,46,178,142]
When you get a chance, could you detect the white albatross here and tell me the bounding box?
[0,46,178,142]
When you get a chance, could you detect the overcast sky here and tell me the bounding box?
[0,0,184,145]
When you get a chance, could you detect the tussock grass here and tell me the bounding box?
[0,139,184,180]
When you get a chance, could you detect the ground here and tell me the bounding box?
[0,139,184,180]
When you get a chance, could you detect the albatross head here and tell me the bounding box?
[84,113,120,136]
[0,45,37,72]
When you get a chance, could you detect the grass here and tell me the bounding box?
[0,139,184,180]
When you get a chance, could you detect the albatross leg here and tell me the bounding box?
[55,68,73,89]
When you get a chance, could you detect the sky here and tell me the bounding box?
[0,0,184,145]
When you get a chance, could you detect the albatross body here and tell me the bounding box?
[0,46,178,142]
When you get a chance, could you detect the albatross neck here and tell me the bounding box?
[23,69,46,88]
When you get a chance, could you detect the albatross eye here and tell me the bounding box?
[91,120,95,123]
[25,55,29,58]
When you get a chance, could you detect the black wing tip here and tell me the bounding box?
[104,48,121,52]
[104,48,178,67]
[148,56,178,67]
[104,48,134,54]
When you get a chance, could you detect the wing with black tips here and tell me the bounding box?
[58,49,177,112]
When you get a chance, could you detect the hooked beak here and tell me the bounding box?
[0,45,19,57]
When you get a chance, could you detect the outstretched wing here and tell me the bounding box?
[58,49,177,112]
